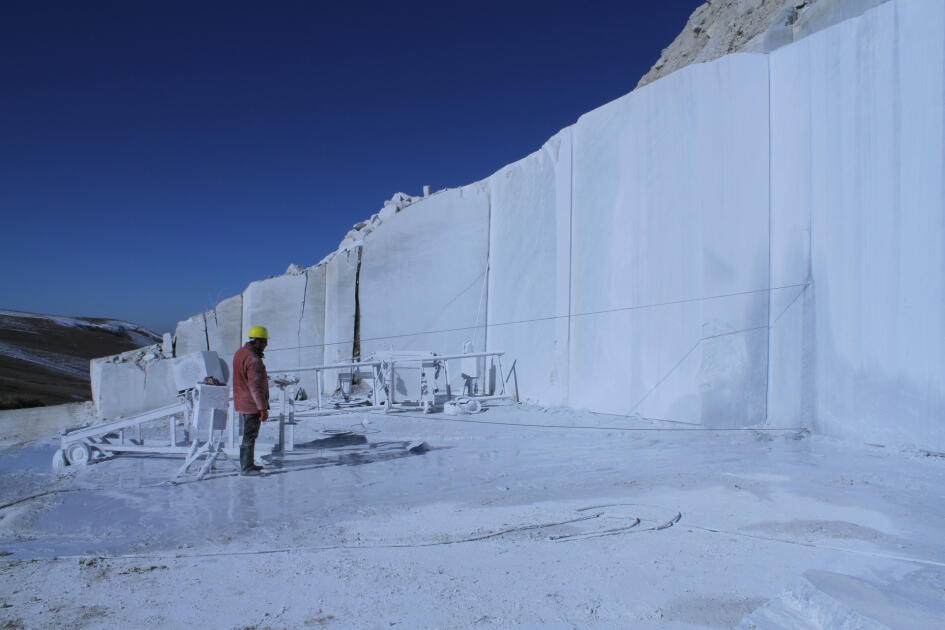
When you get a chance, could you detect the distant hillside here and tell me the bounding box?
[0,310,161,409]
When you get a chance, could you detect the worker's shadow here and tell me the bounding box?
[298,433,369,449]
[258,433,442,475]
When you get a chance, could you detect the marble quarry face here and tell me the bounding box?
[96,0,943,452]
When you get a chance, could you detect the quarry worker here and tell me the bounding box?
[233,325,271,476]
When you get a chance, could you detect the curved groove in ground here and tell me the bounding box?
[553,512,682,543]
[550,517,642,541]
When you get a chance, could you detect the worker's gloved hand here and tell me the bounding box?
[260,409,269,422]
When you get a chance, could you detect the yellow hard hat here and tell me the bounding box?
[248,325,269,340]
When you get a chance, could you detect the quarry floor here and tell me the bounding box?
[0,404,943,629]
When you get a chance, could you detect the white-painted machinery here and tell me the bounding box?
[53,349,518,477]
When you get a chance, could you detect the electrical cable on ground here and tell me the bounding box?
[3,509,689,563]
[4,513,608,563]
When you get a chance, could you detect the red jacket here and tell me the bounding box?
[233,342,269,414]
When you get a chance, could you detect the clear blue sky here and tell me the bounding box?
[1,0,703,334]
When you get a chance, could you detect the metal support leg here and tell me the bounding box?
[444,361,452,399]
[496,356,507,397]
[287,409,295,451]
[372,365,381,406]
[386,361,396,412]
[227,399,235,451]
[277,388,286,455]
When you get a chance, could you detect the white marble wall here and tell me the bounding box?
[486,130,572,406]
[322,249,359,394]
[768,0,945,450]
[241,272,307,377]
[767,21,816,431]
[297,265,327,396]
[358,184,491,393]
[569,53,771,426]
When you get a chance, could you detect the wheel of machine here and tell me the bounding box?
[64,441,93,466]
[52,449,68,471]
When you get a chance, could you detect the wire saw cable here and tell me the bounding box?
[687,524,945,569]
[366,409,806,434]
[264,281,811,354]
[266,282,811,428]
[626,281,809,415]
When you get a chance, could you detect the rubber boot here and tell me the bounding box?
[240,445,260,476]
[248,442,263,471]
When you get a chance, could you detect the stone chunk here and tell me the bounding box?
[206,294,242,357]
[174,313,208,356]
[172,351,226,391]
[90,350,226,420]
[90,355,177,420]
[242,272,307,378]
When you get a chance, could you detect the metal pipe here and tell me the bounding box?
[289,351,505,373]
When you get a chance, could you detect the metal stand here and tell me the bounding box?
[177,384,236,479]
[284,350,515,418]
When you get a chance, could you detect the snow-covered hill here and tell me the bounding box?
[0,310,160,409]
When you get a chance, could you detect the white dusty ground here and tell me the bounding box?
[1,404,944,629]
